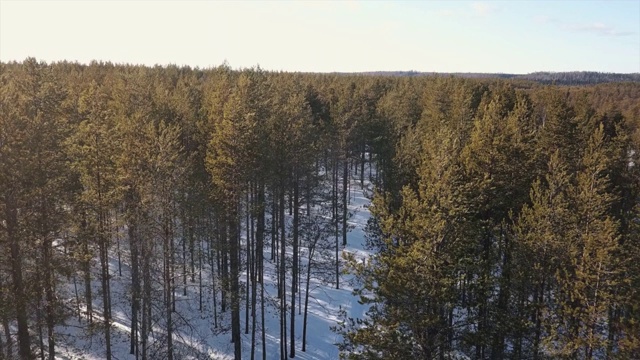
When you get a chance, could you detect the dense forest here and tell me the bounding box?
[1,58,640,360]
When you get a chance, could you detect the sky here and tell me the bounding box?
[1,0,639,74]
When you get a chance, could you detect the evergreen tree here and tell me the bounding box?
[0,58,70,360]
[552,125,621,358]
[67,80,119,359]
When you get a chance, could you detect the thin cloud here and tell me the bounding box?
[534,15,635,38]
[436,9,455,17]
[570,22,635,37]
[471,2,498,16]
[533,15,558,24]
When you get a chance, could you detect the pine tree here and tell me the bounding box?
[67,80,119,359]
[458,87,536,358]
[111,70,157,358]
[338,126,469,359]
[515,149,576,359]
[552,125,621,358]
[0,58,70,360]
[206,71,267,360]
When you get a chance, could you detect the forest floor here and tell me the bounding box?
[54,175,374,360]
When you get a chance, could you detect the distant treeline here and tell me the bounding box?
[355,70,640,85]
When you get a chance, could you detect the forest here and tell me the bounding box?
[359,71,640,85]
[1,58,640,360]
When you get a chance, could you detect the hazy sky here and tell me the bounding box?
[1,0,639,73]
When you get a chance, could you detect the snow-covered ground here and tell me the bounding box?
[54,175,374,360]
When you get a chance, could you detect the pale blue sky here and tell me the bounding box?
[1,0,638,73]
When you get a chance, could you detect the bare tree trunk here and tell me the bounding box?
[0,319,3,358]
[99,214,112,359]
[251,184,258,360]
[229,205,242,360]
[129,223,139,358]
[141,236,151,360]
[1,275,13,358]
[116,211,122,277]
[257,185,266,360]
[171,211,177,313]
[280,188,288,360]
[368,151,372,183]
[198,222,203,312]
[37,294,45,360]
[221,222,228,313]
[39,191,56,360]
[210,214,219,329]
[306,175,311,217]
[41,228,56,360]
[342,156,348,247]
[275,193,280,298]
[99,235,112,360]
[164,213,174,360]
[360,144,365,187]
[533,277,545,360]
[80,214,93,324]
[95,160,112,360]
[491,227,510,360]
[271,198,277,262]
[182,206,188,297]
[290,171,299,358]
[246,192,251,335]
[333,156,340,290]
[302,237,318,352]
[6,195,32,359]
[189,213,195,284]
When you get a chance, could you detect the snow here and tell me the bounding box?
[53,174,375,360]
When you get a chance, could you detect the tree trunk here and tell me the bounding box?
[251,184,258,360]
[1,275,13,358]
[368,151,372,183]
[342,157,348,247]
[141,236,151,360]
[302,239,317,352]
[42,231,56,360]
[6,195,32,360]
[290,172,299,358]
[45,281,55,360]
[129,223,139,357]
[37,296,45,360]
[189,214,196,284]
[99,212,112,360]
[198,222,203,312]
[81,214,93,324]
[491,227,510,360]
[221,223,228,313]
[172,213,177,313]
[533,277,545,360]
[183,207,188,297]
[229,205,242,360]
[96,157,112,360]
[261,280,267,360]
[164,213,174,360]
[306,175,311,217]
[116,211,122,277]
[280,188,288,360]
[258,185,267,360]
[360,144,365,187]
[246,192,251,335]
[333,156,340,290]
[271,198,277,262]
[210,216,219,329]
